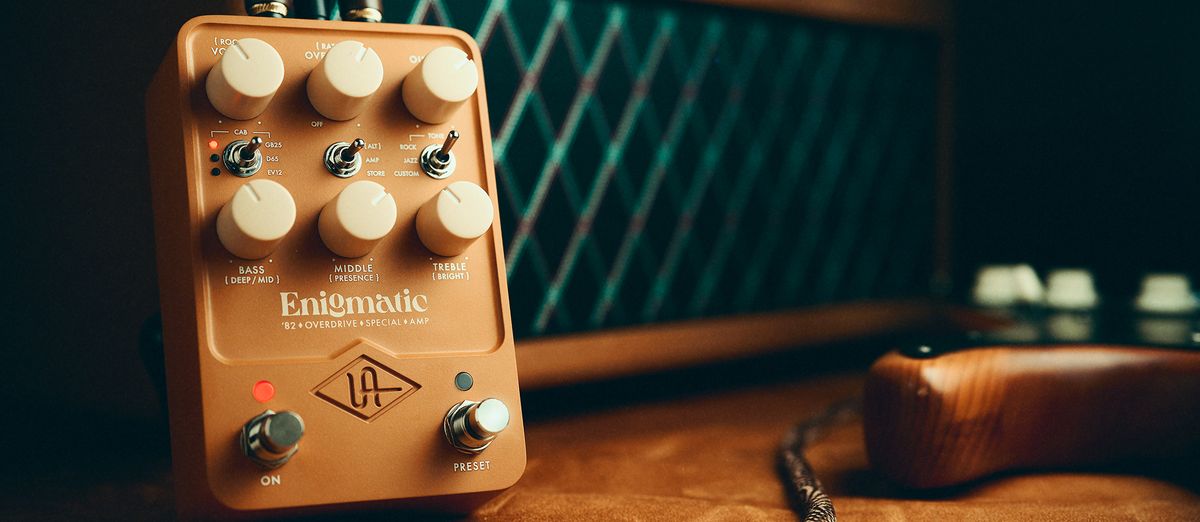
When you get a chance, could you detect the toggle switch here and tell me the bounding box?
[240,410,304,468]
[306,40,384,121]
[216,179,296,259]
[443,398,509,454]
[319,180,397,258]
[223,136,264,177]
[206,38,284,120]
[415,181,494,257]
[401,46,479,124]
[324,138,365,178]
[419,130,459,179]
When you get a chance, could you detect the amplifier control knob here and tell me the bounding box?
[443,398,510,454]
[307,40,384,121]
[401,46,478,124]
[206,38,284,120]
[240,410,304,469]
[319,180,397,258]
[415,181,493,257]
[216,179,296,259]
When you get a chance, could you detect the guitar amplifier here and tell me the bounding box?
[383,0,948,384]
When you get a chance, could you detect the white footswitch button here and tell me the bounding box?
[444,398,510,454]
[216,179,297,259]
[318,180,398,258]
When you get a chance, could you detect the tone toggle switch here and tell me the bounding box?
[401,46,479,124]
[206,38,285,120]
[306,40,384,121]
[415,181,494,257]
[319,180,397,258]
[216,179,296,259]
[240,410,305,469]
[444,398,510,454]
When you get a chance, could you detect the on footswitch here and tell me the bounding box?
[147,15,524,518]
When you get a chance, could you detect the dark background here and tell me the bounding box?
[2,0,1197,476]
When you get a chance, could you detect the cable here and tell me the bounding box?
[778,396,861,522]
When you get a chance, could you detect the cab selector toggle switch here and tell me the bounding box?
[223,136,264,177]
[324,138,365,178]
[240,410,305,469]
[443,398,509,454]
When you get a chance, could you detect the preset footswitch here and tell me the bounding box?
[444,399,511,454]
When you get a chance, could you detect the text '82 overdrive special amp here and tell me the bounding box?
[146,15,524,517]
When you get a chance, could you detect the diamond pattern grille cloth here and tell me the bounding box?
[386,0,939,337]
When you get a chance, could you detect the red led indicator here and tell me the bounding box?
[252,380,275,403]
[208,139,219,150]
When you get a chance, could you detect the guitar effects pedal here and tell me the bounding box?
[145,16,524,518]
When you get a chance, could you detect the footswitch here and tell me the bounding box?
[146,16,524,518]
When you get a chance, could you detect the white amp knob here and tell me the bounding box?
[205,38,284,120]
[306,40,384,121]
[318,180,398,258]
[415,181,494,257]
[401,46,479,124]
[216,179,296,259]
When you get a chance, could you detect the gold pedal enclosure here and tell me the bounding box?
[145,15,524,518]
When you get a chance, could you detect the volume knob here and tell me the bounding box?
[401,46,479,124]
[306,40,384,121]
[415,181,494,257]
[206,38,284,120]
[318,180,397,258]
[216,179,296,259]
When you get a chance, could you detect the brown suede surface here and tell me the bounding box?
[474,374,1200,521]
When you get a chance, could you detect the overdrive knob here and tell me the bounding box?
[306,40,384,121]
[206,38,284,120]
[415,181,494,256]
[216,179,296,259]
[443,398,510,454]
[401,46,479,124]
[240,410,304,469]
[318,180,397,258]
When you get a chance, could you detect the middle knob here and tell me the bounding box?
[307,40,384,121]
[318,180,397,258]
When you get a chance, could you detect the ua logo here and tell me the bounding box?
[314,355,420,421]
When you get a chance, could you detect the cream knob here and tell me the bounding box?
[205,38,284,120]
[216,179,296,259]
[306,40,384,121]
[318,180,397,258]
[415,181,494,257]
[401,46,479,124]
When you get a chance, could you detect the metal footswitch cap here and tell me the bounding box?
[444,398,509,454]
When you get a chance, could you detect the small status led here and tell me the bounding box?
[208,139,220,150]
[252,380,275,403]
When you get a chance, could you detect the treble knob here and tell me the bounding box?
[415,181,494,257]
[401,46,479,124]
